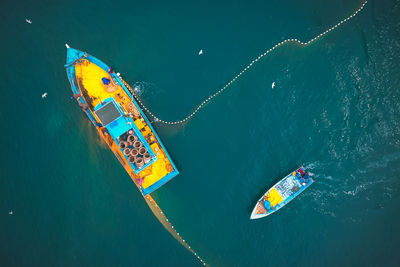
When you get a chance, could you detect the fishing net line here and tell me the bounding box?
[125,1,368,265]
[144,196,207,265]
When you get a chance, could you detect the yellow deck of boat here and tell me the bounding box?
[265,188,284,207]
[74,59,174,191]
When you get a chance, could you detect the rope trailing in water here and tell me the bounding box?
[144,196,207,266]
[128,0,368,125]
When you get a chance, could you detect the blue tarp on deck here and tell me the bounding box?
[106,116,132,139]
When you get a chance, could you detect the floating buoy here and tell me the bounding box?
[129,0,368,127]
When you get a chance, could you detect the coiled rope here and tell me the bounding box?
[127,0,368,125]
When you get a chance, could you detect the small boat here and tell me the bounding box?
[250,166,313,219]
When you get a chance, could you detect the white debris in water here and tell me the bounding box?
[25,18,32,24]
[198,49,203,55]
[42,92,48,98]
[271,82,275,89]
[9,210,13,215]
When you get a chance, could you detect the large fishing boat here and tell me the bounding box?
[65,46,179,196]
[250,167,313,219]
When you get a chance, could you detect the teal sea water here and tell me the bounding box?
[1,0,400,266]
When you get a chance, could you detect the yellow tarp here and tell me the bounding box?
[76,61,125,107]
[142,160,168,189]
[134,119,145,130]
[142,145,168,189]
[266,188,284,207]
[151,143,160,153]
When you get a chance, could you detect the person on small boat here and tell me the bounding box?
[297,168,309,185]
